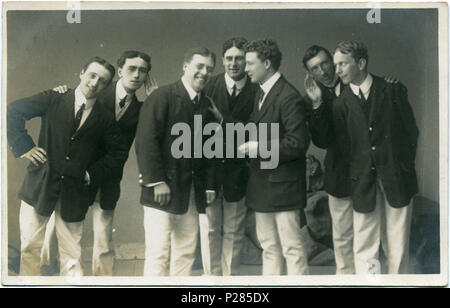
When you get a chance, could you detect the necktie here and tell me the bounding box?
[192,95,201,113]
[119,96,127,108]
[193,95,200,105]
[73,103,85,133]
[229,85,238,111]
[231,84,237,98]
[358,88,366,104]
[327,87,334,96]
[257,89,265,110]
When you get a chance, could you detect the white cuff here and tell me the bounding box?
[144,181,165,188]
[85,171,90,185]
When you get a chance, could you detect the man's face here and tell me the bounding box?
[223,46,246,81]
[118,57,149,93]
[333,51,365,85]
[306,50,335,87]
[245,52,269,84]
[79,62,112,99]
[183,54,215,92]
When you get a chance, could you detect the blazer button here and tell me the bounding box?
[66,156,70,160]
[371,166,376,171]
[369,127,373,131]
[71,137,75,141]
[371,146,376,151]
[61,175,65,180]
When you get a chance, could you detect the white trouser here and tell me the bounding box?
[353,178,413,274]
[328,194,355,274]
[91,202,115,276]
[41,203,116,276]
[143,186,199,276]
[40,212,58,271]
[199,195,247,276]
[20,200,83,276]
[255,210,309,275]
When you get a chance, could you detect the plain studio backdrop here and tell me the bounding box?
[5,9,439,259]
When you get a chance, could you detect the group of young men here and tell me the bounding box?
[7,37,418,277]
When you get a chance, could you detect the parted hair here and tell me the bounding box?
[117,50,152,72]
[222,37,248,56]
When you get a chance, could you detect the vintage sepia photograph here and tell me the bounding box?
[1,1,448,287]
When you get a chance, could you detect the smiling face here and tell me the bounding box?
[223,46,246,81]
[183,54,215,92]
[333,50,366,85]
[245,51,271,84]
[118,57,149,93]
[79,62,112,99]
[306,50,336,87]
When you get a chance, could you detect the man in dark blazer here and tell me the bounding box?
[89,51,154,276]
[241,39,310,275]
[135,47,219,276]
[42,51,156,276]
[302,45,400,275]
[302,45,354,274]
[7,57,128,276]
[200,37,258,276]
[332,40,419,274]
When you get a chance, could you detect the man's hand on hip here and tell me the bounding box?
[22,147,47,166]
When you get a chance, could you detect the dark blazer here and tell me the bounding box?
[245,75,310,213]
[307,81,351,198]
[135,80,218,215]
[90,81,143,210]
[7,89,128,222]
[333,75,419,213]
[203,73,258,202]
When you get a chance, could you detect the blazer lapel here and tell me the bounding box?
[231,77,253,118]
[118,94,140,125]
[368,76,386,125]
[174,80,195,125]
[218,74,231,115]
[343,86,368,128]
[61,89,77,138]
[253,76,284,123]
[98,81,117,114]
[73,100,100,138]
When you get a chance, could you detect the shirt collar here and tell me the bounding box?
[116,79,130,101]
[224,73,247,91]
[181,76,200,101]
[350,73,373,97]
[260,71,281,95]
[74,85,96,110]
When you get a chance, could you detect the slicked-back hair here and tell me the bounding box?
[117,50,152,72]
[334,40,369,65]
[222,37,248,56]
[81,56,115,84]
[244,39,282,71]
[183,47,216,66]
[302,45,333,70]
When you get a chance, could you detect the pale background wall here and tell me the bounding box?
[5,9,439,250]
